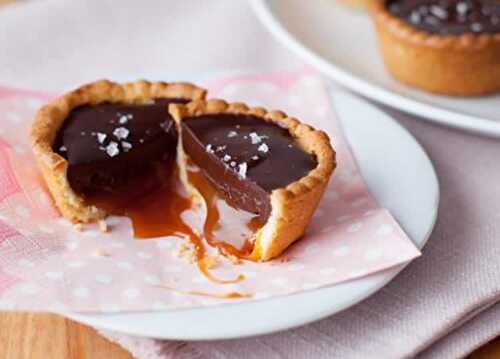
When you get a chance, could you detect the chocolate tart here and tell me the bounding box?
[371,0,500,96]
[30,80,206,223]
[170,100,336,261]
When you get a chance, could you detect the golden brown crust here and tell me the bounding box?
[30,80,206,223]
[370,0,500,96]
[170,99,336,261]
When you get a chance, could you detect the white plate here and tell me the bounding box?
[250,0,500,137]
[63,89,439,340]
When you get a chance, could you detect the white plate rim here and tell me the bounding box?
[249,0,500,138]
[61,87,439,341]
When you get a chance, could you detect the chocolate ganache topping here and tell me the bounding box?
[181,114,318,221]
[55,98,188,195]
[387,0,500,35]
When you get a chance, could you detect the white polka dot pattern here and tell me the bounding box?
[0,72,420,312]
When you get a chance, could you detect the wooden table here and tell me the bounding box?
[0,0,498,358]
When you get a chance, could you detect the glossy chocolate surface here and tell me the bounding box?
[182,114,317,221]
[55,98,188,195]
[387,0,500,34]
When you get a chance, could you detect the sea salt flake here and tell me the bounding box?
[251,155,259,160]
[216,145,227,152]
[127,114,133,119]
[119,115,129,124]
[258,143,269,153]
[227,130,238,138]
[121,141,132,152]
[97,132,107,144]
[410,11,421,24]
[230,161,237,167]
[249,132,262,144]
[105,142,120,157]
[160,121,172,131]
[223,154,231,162]
[206,144,214,153]
[238,162,248,179]
[113,127,130,140]
[430,5,447,19]
[470,23,483,32]
[59,146,67,152]
[80,131,86,136]
[456,2,469,15]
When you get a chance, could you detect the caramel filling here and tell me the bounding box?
[187,167,264,259]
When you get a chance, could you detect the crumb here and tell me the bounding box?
[202,255,220,269]
[73,223,83,231]
[92,248,110,257]
[99,220,108,233]
[279,256,289,263]
[173,240,196,263]
[227,253,241,265]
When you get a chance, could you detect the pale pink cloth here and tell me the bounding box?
[0,0,499,358]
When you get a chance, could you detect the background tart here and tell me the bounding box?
[170,99,336,261]
[30,80,206,223]
[371,0,500,96]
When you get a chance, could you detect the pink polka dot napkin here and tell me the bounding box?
[0,70,420,312]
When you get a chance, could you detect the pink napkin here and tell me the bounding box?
[0,71,419,312]
[0,0,499,358]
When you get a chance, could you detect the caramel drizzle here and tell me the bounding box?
[121,181,244,284]
[86,169,246,284]
[187,169,263,260]
[155,284,252,299]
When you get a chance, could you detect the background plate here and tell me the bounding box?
[250,0,500,137]
[64,88,439,340]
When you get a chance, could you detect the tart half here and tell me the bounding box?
[371,0,500,96]
[30,80,206,223]
[170,100,336,261]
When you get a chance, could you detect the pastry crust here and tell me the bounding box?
[170,99,336,261]
[370,0,500,96]
[30,80,206,223]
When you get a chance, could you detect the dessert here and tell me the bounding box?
[31,81,336,262]
[371,0,500,96]
[171,100,335,261]
[30,80,206,223]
